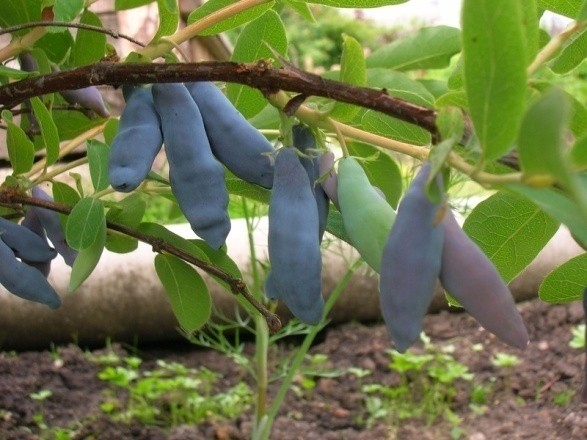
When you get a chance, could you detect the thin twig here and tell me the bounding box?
[0,61,439,136]
[0,189,282,333]
[0,21,145,47]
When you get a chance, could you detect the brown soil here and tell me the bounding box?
[1,298,586,440]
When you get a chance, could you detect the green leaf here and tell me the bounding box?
[462,0,527,161]
[68,216,106,291]
[29,96,59,166]
[367,26,461,71]
[520,0,540,65]
[53,0,83,24]
[571,135,587,168]
[550,28,587,74]
[187,0,275,36]
[5,118,35,175]
[305,0,408,7]
[66,197,105,250]
[35,29,74,63]
[154,254,211,332]
[52,100,104,140]
[224,172,271,204]
[463,191,560,282]
[281,0,315,22]
[508,183,587,248]
[152,0,179,42]
[539,253,587,303]
[115,0,154,10]
[87,140,110,192]
[0,65,36,80]
[137,222,211,263]
[105,194,146,254]
[519,88,572,186]
[537,0,582,18]
[330,34,366,122]
[227,10,288,118]
[71,10,106,66]
[347,142,403,209]
[579,0,587,20]
[52,181,80,230]
[0,0,42,31]
[103,118,120,146]
[361,111,431,146]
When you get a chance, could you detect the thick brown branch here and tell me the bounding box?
[0,61,438,136]
[0,189,281,333]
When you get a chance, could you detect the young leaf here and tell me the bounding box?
[71,10,107,66]
[462,0,527,161]
[330,34,366,122]
[367,26,461,71]
[87,140,111,192]
[539,253,587,303]
[68,215,106,291]
[520,0,539,65]
[29,97,60,166]
[187,0,276,36]
[5,119,35,175]
[52,181,81,230]
[282,0,315,22]
[152,0,179,42]
[463,191,559,282]
[66,197,105,250]
[53,0,84,25]
[227,10,287,118]
[154,254,212,332]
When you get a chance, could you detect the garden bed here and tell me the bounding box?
[1,297,586,439]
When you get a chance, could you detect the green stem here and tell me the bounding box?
[255,259,362,440]
[242,198,269,425]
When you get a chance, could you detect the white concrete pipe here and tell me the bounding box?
[0,219,583,350]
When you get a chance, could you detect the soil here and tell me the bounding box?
[1,297,586,440]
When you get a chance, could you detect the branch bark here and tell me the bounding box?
[0,61,439,137]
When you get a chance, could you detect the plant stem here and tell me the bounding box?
[255,259,362,440]
[242,198,269,424]
[268,92,522,187]
[527,19,587,76]
[0,27,46,63]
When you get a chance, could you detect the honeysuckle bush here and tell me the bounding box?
[0,0,586,436]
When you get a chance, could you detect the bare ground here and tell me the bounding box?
[1,297,586,440]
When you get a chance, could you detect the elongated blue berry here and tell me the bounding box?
[185,82,274,189]
[379,163,445,352]
[109,86,164,192]
[152,83,230,250]
[265,148,323,325]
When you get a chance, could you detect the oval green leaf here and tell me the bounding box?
[87,139,111,192]
[462,0,527,160]
[66,197,105,250]
[155,254,211,332]
[5,118,35,175]
[367,25,461,71]
[68,215,106,291]
[29,97,60,166]
[463,191,559,282]
[227,10,288,118]
[539,253,587,303]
